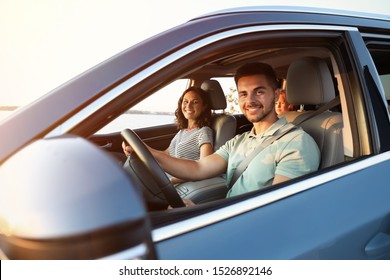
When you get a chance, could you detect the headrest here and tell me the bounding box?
[201,80,227,110]
[286,57,335,105]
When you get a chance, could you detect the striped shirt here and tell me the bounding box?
[169,126,213,160]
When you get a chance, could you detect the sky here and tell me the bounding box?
[0,0,389,109]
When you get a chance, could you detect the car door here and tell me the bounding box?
[151,26,390,260]
[154,157,390,259]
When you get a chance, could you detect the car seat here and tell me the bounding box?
[284,56,344,169]
[201,79,237,151]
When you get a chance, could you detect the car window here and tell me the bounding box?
[100,30,378,208]
[211,77,240,114]
[367,43,390,104]
[98,79,189,133]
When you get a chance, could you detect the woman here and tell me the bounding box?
[165,87,213,184]
[123,87,214,184]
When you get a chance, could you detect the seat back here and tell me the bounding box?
[285,57,344,169]
[380,75,390,110]
[201,80,237,151]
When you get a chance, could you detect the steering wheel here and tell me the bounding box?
[121,128,185,208]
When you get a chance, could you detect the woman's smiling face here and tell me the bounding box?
[181,90,205,122]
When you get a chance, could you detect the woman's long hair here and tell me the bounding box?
[175,87,212,130]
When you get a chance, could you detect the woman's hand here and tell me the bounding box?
[122,141,133,157]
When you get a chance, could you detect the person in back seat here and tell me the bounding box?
[275,89,294,116]
[123,63,320,205]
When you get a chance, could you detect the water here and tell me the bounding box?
[98,113,176,133]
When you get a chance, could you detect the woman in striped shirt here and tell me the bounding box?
[166,87,214,184]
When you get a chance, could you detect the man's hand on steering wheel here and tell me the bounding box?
[122,141,133,157]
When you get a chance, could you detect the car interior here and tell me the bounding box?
[88,41,383,225]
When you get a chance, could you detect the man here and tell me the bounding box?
[123,63,320,202]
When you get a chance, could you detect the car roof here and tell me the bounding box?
[194,6,390,22]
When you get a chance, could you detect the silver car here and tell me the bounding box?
[0,6,389,259]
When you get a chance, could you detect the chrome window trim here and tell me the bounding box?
[152,152,390,243]
[361,33,390,40]
[199,6,390,22]
[99,243,148,260]
[46,24,357,137]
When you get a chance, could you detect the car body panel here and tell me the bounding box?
[155,152,390,260]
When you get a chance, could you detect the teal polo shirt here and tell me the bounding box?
[215,117,320,197]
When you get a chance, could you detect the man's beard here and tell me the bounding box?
[244,101,274,123]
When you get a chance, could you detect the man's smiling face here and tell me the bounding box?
[237,74,278,124]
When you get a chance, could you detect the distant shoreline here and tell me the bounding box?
[0,106,18,111]
[125,110,174,116]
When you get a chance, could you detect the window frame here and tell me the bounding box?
[145,25,372,234]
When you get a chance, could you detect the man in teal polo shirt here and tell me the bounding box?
[217,116,320,197]
[123,62,320,203]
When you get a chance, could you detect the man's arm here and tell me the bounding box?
[123,141,227,181]
[199,143,213,158]
[272,174,290,185]
[154,149,227,181]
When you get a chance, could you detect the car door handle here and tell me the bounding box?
[365,232,390,257]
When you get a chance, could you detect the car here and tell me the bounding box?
[0,6,389,260]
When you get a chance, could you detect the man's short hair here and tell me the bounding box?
[234,62,278,90]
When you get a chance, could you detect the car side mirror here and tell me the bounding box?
[0,135,156,259]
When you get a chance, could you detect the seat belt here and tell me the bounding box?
[228,125,297,189]
[228,95,341,190]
